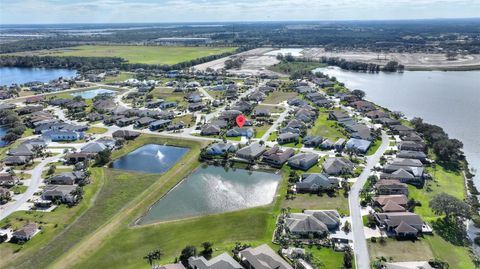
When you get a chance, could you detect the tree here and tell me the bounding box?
[179,246,197,266]
[200,241,213,259]
[343,246,354,269]
[429,193,470,219]
[95,149,111,166]
[144,249,163,268]
[343,220,351,234]
[351,89,365,99]
[47,164,56,176]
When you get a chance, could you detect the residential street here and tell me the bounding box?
[349,131,389,269]
[0,155,59,221]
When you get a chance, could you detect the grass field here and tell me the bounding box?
[263,91,298,104]
[268,61,326,75]
[368,238,434,262]
[308,111,348,141]
[282,192,350,216]
[151,87,188,107]
[32,45,237,65]
[86,127,108,134]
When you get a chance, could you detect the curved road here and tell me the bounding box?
[349,131,389,269]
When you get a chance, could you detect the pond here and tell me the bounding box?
[0,67,77,86]
[111,144,189,174]
[0,126,7,147]
[70,88,116,99]
[137,165,282,224]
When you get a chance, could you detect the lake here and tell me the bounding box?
[111,144,189,174]
[0,126,7,147]
[316,67,480,186]
[70,88,116,99]
[137,165,282,224]
[0,67,77,86]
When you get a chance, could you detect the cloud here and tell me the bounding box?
[0,0,479,24]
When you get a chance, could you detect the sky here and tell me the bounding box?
[1,0,479,24]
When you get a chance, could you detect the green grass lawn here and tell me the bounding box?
[366,138,382,156]
[368,238,434,262]
[409,164,465,222]
[173,114,196,126]
[150,87,188,107]
[86,127,108,134]
[254,124,272,139]
[268,61,326,75]
[305,246,345,268]
[10,185,27,194]
[308,111,347,141]
[103,72,135,83]
[263,91,298,104]
[256,105,285,114]
[282,192,350,216]
[33,45,237,65]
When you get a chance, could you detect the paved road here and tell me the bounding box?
[0,156,58,221]
[348,131,389,269]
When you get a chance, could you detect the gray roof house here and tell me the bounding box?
[288,153,318,171]
[323,157,354,175]
[239,244,293,269]
[236,142,266,161]
[81,142,107,154]
[41,185,78,204]
[374,212,423,237]
[296,173,339,193]
[285,210,341,235]
[345,138,371,153]
[302,136,323,148]
[49,172,86,185]
[201,124,221,136]
[188,252,243,269]
[205,142,237,156]
[12,223,38,241]
[277,132,299,144]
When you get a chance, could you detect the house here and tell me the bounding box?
[188,252,243,269]
[226,127,254,138]
[41,185,78,204]
[320,139,335,150]
[262,147,295,168]
[219,110,242,121]
[248,91,266,102]
[239,244,293,269]
[201,124,221,136]
[11,223,38,242]
[287,98,308,107]
[296,173,339,193]
[302,136,323,148]
[334,138,346,151]
[396,150,428,163]
[285,210,340,236]
[375,180,408,195]
[146,100,165,108]
[42,130,84,142]
[373,195,408,208]
[235,142,266,161]
[288,153,318,171]
[380,200,407,212]
[49,172,86,185]
[347,124,373,141]
[390,124,415,135]
[112,130,140,140]
[81,142,107,154]
[350,100,376,112]
[397,141,425,152]
[374,212,423,237]
[188,103,205,112]
[8,144,35,157]
[277,132,299,144]
[0,173,17,187]
[185,93,202,103]
[286,119,306,130]
[254,108,270,117]
[135,117,156,128]
[345,138,371,153]
[231,101,252,113]
[65,152,93,164]
[0,187,11,203]
[328,111,349,121]
[116,117,138,127]
[3,156,29,166]
[96,137,116,149]
[25,96,44,104]
[205,142,237,156]
[366,110,389,119]
[159,101,177,109]
[323,157,354,175]
[149,120,172,131]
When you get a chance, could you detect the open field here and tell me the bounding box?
[263,91,298,104]
[303,48,480,71]
[308,111,348,141]
[282,192,349,216]
[13,45,237,65]
[151,87,188,107]
[368,238,434,262]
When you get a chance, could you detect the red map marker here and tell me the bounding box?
[236,114,246,128]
